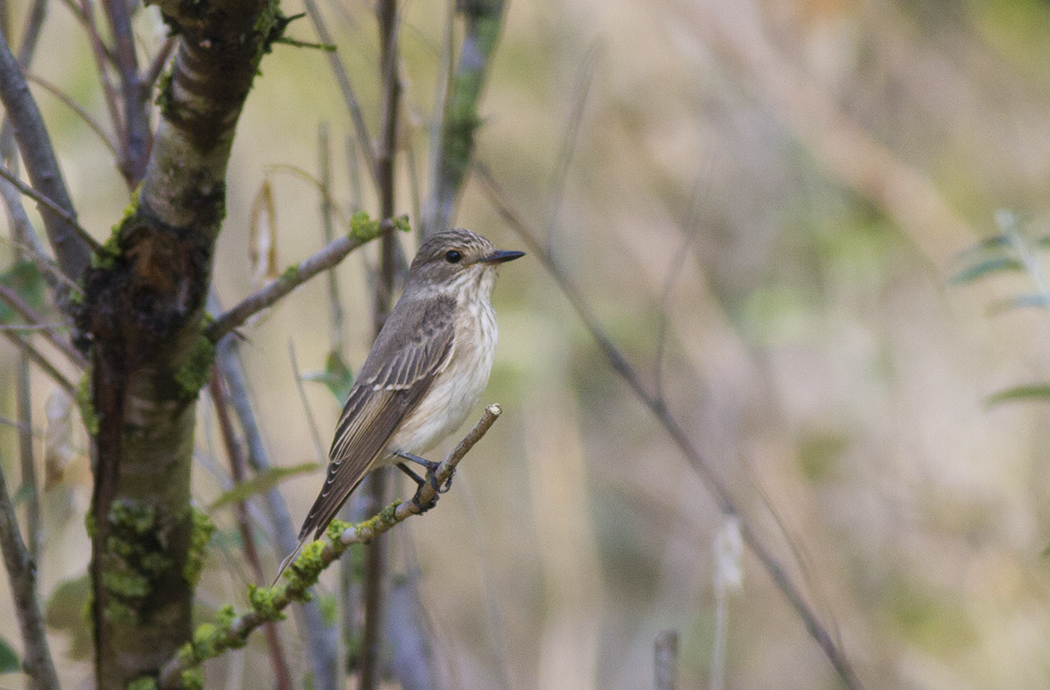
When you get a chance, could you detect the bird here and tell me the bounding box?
[274,228,524,583]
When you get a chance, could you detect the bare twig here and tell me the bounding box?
[0,284,87,368]
[319,124,345,356]
[360,3,404,687]
[213,329,339,690]
[287,339,327,464]
[1,331,75,394]
[80,0,125,158]
[16,354,39,564]
[0,31,91,282]
[206,226,389,342]
[101,0,150,186]
[156,405,502,690]
[302,0,378,187]
[474,164,866,690]
[0,164,102,253]
[0,452,60,690]
[143,37,176,90]
[26,72,119,156]
[544,41,598,252]
[209,371,294,690]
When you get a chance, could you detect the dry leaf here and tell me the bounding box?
[249,179,279,286]
[44,388,75,489]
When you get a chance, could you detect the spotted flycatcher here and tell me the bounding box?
[275,228,524,581]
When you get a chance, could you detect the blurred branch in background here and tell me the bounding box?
[208,370,294,690]
[213,330,339,690]
[676,1,973,264]
[0,453,59,690]
[475,163,866,690]
[423,0,506,237]
[653,630,678,690]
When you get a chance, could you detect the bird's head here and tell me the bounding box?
[406,228,524,298]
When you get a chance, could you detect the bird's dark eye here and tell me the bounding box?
[444,250,462,264]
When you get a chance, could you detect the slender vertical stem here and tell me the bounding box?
[101,0,150,186]
[654,630,678,690]
[16,356,39,562]
[213,330,338,690]
[319,124,344,357]
[360,3,401,688]
[209,371,293,690]
[0,454,59,690]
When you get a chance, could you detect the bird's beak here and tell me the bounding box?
[479,249,526,264]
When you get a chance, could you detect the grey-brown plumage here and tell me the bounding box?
[274,229,523,582]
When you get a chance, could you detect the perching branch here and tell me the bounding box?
[0,453,60,690]
[156,404,502,690]
[475,164,867,690]
[0,31,90,283]
[206,224,392,342]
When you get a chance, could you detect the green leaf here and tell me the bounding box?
[0,636,18,674]
[987,293,1050,315]
[301,350,354,402]
[985,384,1050,407]
[948,257,1024,285]
[208,462,319,511]
[44,574,92,659]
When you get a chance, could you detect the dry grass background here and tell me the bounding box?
[4,0,1050,689]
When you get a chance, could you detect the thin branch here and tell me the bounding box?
[287,339,326,464]
[16,355,40,564]
[209,371,294,690]
[80,0,125,159]
[157,405,502,690]
[1,330,75,394]
[25,72,119,157]
[205,225,389,342]
[360,2,404,687]
[142,37,176,93]
[319,124,345,356]
[0,30,91,282]
[0,283,87,368]
[302,0,378,187]
[544,41,598,253]
[0,164,102,253]
[0,452,60,690]
[102,0,150,186]
[474,164,867,690]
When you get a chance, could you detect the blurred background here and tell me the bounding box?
[4,0,1050,688]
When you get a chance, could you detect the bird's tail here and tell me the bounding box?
[271,533,310,587]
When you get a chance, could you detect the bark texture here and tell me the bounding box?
[76,2,288,687]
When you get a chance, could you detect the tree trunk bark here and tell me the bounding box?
[78,2,288,686]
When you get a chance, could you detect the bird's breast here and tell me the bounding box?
[387,295,498,458]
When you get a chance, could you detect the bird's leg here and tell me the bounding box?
[394,450,455,496]
[395,462,427,486]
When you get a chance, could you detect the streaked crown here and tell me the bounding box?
[406,229,523,295]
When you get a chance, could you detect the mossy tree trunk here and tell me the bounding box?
[75,1,287,687]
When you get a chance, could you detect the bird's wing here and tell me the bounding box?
[296,296,457,542]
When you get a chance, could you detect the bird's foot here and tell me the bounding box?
[396,452,455,511]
